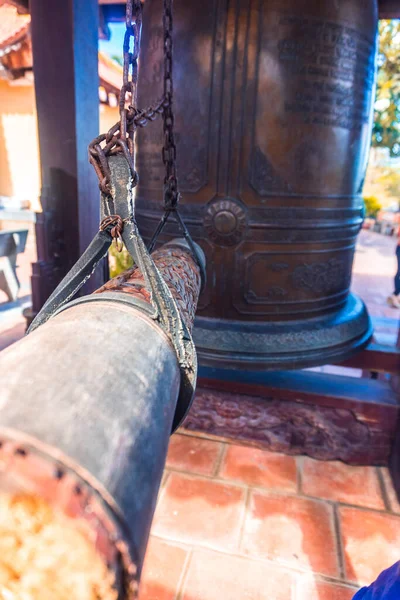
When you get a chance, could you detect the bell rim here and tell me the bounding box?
[193,293,373,371]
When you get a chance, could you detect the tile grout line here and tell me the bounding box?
[296,456,304,495]
[376,466,392,512]
[330,499,400,517]
[212,442,227,477]
[155,471,170,507]
[174,430,397,503]
[163,466,305,495]
[237,486,251,554]
[179,428,285,452]
[149,531,360,588]
[174,546,194,600]
[178,428,234,445]
[333,503,346,581]
[162,465,400,517]
[161,470,170,489]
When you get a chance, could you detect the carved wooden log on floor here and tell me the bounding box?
[184,385,399,466]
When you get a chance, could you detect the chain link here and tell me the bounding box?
[88,0,179,204]
[146,1,206,288]
[162,0,179,209]
[120,0,142,139]
[88,0,204,286]
[88,0,168,196]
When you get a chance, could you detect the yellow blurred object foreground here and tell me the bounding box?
[0,494,117,600]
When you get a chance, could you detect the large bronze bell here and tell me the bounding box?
[136,0,377,370]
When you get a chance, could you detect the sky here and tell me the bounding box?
[99,23,125,61]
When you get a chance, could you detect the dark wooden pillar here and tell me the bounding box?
[389,299,400,500]
[28,0,103,320]
[378,0,400,17]
[390,323,400,502]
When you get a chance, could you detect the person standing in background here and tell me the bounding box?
[387,226,400,308]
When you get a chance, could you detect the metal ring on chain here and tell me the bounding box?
[88,97,167,196]
[100,215,124,252]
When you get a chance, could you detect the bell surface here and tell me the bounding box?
[136,0,377,370]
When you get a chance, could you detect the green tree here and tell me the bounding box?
[363,196,382,218]
[377,167,400,199]
[372,20,400,156]
[111,54,123,66]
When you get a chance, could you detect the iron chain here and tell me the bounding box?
[162,0,179,208]
[89,0,168,197]
[146,0,206,288]
[120,0,142,138]
[89,0,180,205]
[87,0,205,287]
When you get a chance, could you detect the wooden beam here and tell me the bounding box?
[198,368,398,415]
[98,1,400,24]
[390,418,400,502]
[338,343,400,375]
[29,0,104,317]
[378,0,400,18]
[100,4,126,23]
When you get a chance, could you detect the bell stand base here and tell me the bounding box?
[193,293,373,372]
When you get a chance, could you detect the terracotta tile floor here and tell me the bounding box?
[139,431,400,600]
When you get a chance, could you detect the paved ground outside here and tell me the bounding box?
[352,229,399,347]
[138,429,400,600]
[0,222,35,351]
